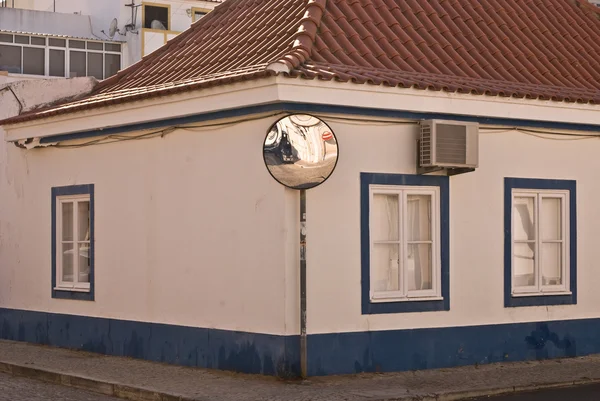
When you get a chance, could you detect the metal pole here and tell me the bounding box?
[300,189,307,379]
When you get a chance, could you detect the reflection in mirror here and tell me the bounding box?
[263,114,339,190]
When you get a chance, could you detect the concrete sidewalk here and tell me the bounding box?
[1,340,600,401]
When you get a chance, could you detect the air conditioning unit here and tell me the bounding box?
[419,120,479,169]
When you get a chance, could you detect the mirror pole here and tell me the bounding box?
[300,188,307,379]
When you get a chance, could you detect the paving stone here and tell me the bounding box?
[1,340,600,401]
[0,373,120,401]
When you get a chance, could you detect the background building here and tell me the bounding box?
[0,0,221,83]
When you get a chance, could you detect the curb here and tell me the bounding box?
[423,378,600,401]
[1,359,600,401]
[0,361,195,401]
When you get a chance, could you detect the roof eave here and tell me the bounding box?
[4,76,600,146]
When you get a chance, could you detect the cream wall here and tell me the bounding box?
[0,117,295,335]
[306,119,600,334]
[2,78,600,340]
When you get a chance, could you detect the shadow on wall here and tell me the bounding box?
[0,308,300,378]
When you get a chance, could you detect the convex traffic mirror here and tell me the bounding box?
[263,114,338,190]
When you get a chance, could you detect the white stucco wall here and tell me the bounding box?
[306,119,600,334]
[4,114,599,339]
[0,118,296,335]
[2,73,600,339]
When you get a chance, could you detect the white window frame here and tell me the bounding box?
[511,189,570,297]
[55,194,91,292]
[0,33,122,79]
[0,34,46,76]
[369,185,442,302]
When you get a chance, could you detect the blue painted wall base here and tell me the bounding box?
[309,320,590,376]
[0,308,300,377]
[2,308,600,377]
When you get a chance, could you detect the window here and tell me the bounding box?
[0,33,120,78]
[87,52,103,79]
[52,185,94,301]
[49,49,65,77]
[361,173,449,314]
[192,7,210,22]
[504,178,576,307]
[104,53,120,78]
[143,4,170,30]
[22,46,44,75]
[69,50,86,77]
[0,44,21,73]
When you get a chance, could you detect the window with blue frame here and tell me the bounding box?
[504,178,576,307]
[51,184,95,301]
[361,173,449,314]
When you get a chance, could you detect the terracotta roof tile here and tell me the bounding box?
[3,0,600,125]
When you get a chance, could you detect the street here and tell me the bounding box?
[468,383,600,401]
[0,373,120,401]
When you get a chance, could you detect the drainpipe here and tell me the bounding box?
[300,189,307,378]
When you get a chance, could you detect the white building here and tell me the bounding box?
[0,0,599,378]
[0,0,221,83]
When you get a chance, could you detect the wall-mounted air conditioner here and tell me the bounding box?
[419,120,479,169]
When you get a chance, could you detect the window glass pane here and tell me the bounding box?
[193,11,207,22]
[513,196,535,241]
[541,197,562,241]
[14,35,29,44]
[77,201,90,241]
[31,37,45,46]
[49,49,65,77]
[87,52,103,79]
[372,193,398,241]
[371,244,399,292]
[513,243,536,287]
[62,202,73,241]
[49,38,66,47]
[104,53,120,78]
[78,243,90,283]
[62,243,74,282]
[23,47,44,75]
[407,243,432,291]
[542,243,562,286]
[144,5,169,29]
[407,194,431,241]
[69,51,86,77]
[0,45,21,73]
[0,33,12,43]
[105,43,121,52]
[69,40,85,49]
[87,41,103,50]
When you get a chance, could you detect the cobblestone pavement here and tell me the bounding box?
[468,383,600,400]
[2,340,600,401]
[0,373,120,401]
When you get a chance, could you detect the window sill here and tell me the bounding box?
[54,286,90,293]
[506,292,575,308]
[364,296,448,314]
[512,291,572,297]
[371,296,443,303]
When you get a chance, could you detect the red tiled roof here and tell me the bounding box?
[4,0,600,125]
